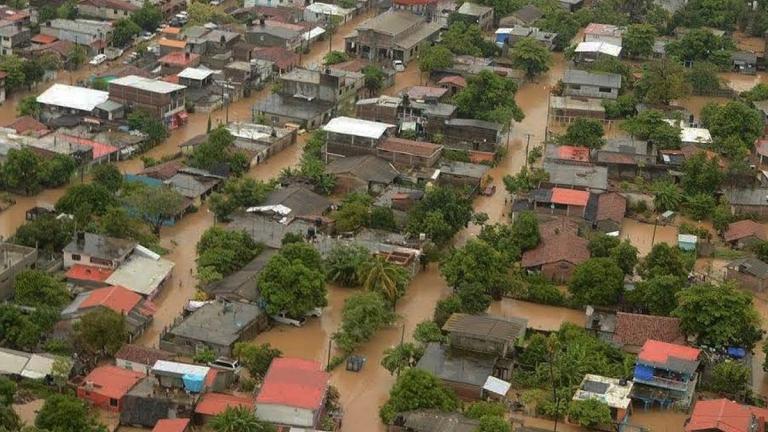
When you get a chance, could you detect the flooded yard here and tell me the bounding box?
[620,218,678,257]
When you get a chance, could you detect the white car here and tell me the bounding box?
[392,59,405,72]
[272,312,306,327]
[89,54,107,65]
[210,0,223,5]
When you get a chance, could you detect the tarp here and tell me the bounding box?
[182,373,205,393]
[727,347,746,359]
[634,364,654,381]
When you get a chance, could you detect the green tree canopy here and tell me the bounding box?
[74,308,128,357]
[675,0,745,30]
[611,240,639,275]
[123,184,185,235]
[666,28,735,66]
[36,394,106,432]
[454,70,524,126]
[558,118,605,149]
[441,239,509,299]
[588,233,620,257]
[621,110,682,149]
[413,320,446,344]
[442,21,497,57]
[701,101,763,158]
[112,19,141,48]
[651,180,683,212]
[381,342,423,376]
[128,110,167,147]
[622,24,657,58]
[568,399,612,428]
[509,37,551,78]
[333,292,396,353]
[326,244,371,287]
[407,187,473,245]
[13,270,69,309]
[210,406,276,432]
[638,242,691,279]
[90,164,123,191]
[55,183,116,223]
[379,368,459,424]
[681,151,724,196]
[362,65,386,96]
[233,342,282,379]
[17,95,40,117]
[568,258,624,306]
[208,177,274,221]
[419,45,454,74]
[359,255,410,306]
[13,214,74,253]
[687,61,722,94]
[258,253,327,317]
[3,147,42,195]
[636,59,691,105]
[626,274,684,316]
[132,0,163,31]
[709,360,750,396]
[196,227,260,278]
[323,50,348,65]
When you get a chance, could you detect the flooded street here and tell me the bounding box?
[620,218,679,257]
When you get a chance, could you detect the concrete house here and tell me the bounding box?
[549,95,607,120]
[60,286,155,340]
[574,41,621,63]
[584,23,624,47]
[437,161,490,191]
[562,69,621,99]
[40,19,112,54]
[456,2,494,30]
[632,340,700,409]
[496,26,557,50]
[595,137,657,180]
[246,19,303,51]
[723,188,768,219]
[732,51,757,75]
[63,232,136,270]
[572,375,634,428]
[323,116,396,158]
[326,155,400,194]
[376,137,443,168]
[442,118,502,152]
[203,249,278,302]
[0,242,37,300]
[726,257,768,296]
[345,11,441,65]
[442,313,527,358]
[77,0,139,20]
[108,75,187,128]
[304,2,355,23]
[36,84,110,119]
[255,358,330,429]
[115,344,175,375]
[499,5,543,26]
[0,22,30,56]
[724,219,767,249]
[543,161,608,191]
[77,365,144,412]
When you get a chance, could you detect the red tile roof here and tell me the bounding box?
[521,230,589,268]
[686,399,768,432]
[31,34,57,44]
[556,145,590,162]
[152,419,190,432]
[638,340,700,364]
[59,135,118,160]
[79,286,142,315]
[80,366,143,400]
[550,187,589,206]
[253,46,299,70]
[256,357,329,410]
[79,0,140,11]
[538,217,580,237]
[438,75,467,88]
[158,38,187,49]
[613,312,684,347]
[394,0,437,5]
[195,392,255,416]
[681,144,726,169]
[724,219,767,243]
[405,86,448,100]
[596,192,626,224]
[139,160,184,180]
[7,116,49,136]
[115,344,173,365]
[378,137,442,158]
[468,150,495,163]
[66,264,113,283]
[159,52,200,66]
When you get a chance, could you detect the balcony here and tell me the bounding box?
[633,373,695,392]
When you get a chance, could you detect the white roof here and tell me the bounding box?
[106,254,174,296]
[110,75,186,94]
[21,354,59,380]
[152,360,210,377]
[133,244,161,260]
[226,122,272,141]
[246,204,292,215]
[36,84,109,112]
[681,127,712,144]
[483,376,511,396]
[306,2,354,15]
[0,348,30,375]
[178,67,214,81]
[678,234,698,243]
[302,26,326,41]
[322,116,394,139]
[573,374,633,410]
[575,41,622,57]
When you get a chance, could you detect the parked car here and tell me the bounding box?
[393,59,405,72]
[272,311,307,327]
[140,31,155,41]
[89,54,107,65]
[208,357,242,374]
[306,307,323,317]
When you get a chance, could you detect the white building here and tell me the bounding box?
[36,83,110,116]
[304,2,355,23]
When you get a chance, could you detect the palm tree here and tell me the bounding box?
[210,406,275,432]
[652,180,683,212]
[358,256,410,308]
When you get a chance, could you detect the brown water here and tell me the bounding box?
[620,218,679,257]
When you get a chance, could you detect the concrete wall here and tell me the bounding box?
[563,84,618,100]
[0,244,37,300]
[255,404,318,428]
[115,358,153,376]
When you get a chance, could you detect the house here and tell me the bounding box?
[253,68,360,129]
[521,220,589,282]
[255,357,330,429]
[63,232,136,269]
[326,155,400,194]
[392,410,480,432]
[542,161,608,191]
[732,51,758,75]
[724,219,766,249]
[5,116,49,137]
[40,19,112,54]
[726,257,768,295]
[442,313,527,358]
[590,192,626,233]
[77,0,139,20]
[0,22,30,56]
[455,3,494,30]
[203,249,277,302]
[158,37,186,55]
[323,116,395,158]
[724,188,768,219]
[304,2,355,23]
[571,374,633,428]
[151,360,211,391]
[246,19,304,50]
[495,26,557,50]
[376,137,443,168]
[124,0,184,17]
[165,172,221,206]
[195,392,255,424]
[562,69,621,100]
[115,344,174,375]
[160,300,269,357]
[120,375,200,427]
[60,286,156,340]
[177,67,214,90]
[416,342,500,400]
[345,11,441,65]
[442,119,502,152]
[595,137,656,179]
[0,242,36,300]
[549,95,606,120]
[0,348,70,380]
[584,23,624,46]
[159,52,201,75]
[224,122,297,165]
[104,253,175,299]
[438,75,467,95]
[153,419,191,432]
[532,187,590,218]
[77,365,144,412]
[685,399,768,432]
[36,84,110,119]
[252,46,299,74]
[546,145,591,164]
[574,41,622,63]
[500,4,543,26]
[430,55,525,85]
[109,75,187,128]
[612,312,684,353]
[437,161,489,191]
[632,340,700,409]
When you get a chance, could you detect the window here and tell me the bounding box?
[71,254,81,261]
[109,398,118,407]
[114,9,118,13]
[570,84,581,90]
[598,87,612,93]
[90,257,112,266]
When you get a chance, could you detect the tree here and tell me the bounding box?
[687,62,722,94]
[379,368,459,424]
[210,406,276,432]
[21,58,44,89]
[13,270,69,308]
[686,193,716,220]
[17,95,40,117]
[710,361,750,396]
[465,401,506,419]
[112,19,141,48]
[381,342,423,376]
[0,377,15,405]
[537,9,580,51]
[407,187,473,245]
[208,177,274,221]
[666,28,735,66]
[132,1,163,31]
[323,50,348,65]
[74,308,128,356]
[651,180,683,212]
[610,240,639,275]
[568,399,612,428]
[13,214,75,253]
[701,101,763,157]
[258,254,327,317]
[502,166,549,194]
[419,45,454,75]
[742,83,768,102]
[675,0,744,30]
[197,227,260,278]
[433,295,462,327]
[441,239,509,299]
[326,244,371,287]
[568,258,624,306]
[681,152,723,196]
[478,415,511,432]
[413,320,446,344]
[626,275,684,316]
[0,55,26,92]
[674,281,763,349]
[3,147,41,195]
[40,154,76,188]
[509,37,550,78]
[67,44,87,69]
[622,24,657,58]
[362,65,385,96]
[638,243,690,279]
[333,192,373,232]
[57,0,77,18]
[370,206,397,231]
[636,59,691,105]
[455,282,492,313]
[454,70,524,125]
[558,118,605,149]
[36,394,105,432]
[588,233,620,257]
[621,110,682,149]
[359,255,410,307]
[233,342,282,379]
[0,404,21,431]
[478,223,521,264]
[189,126,241,173]
[128,110,167,147]
[333,292,396,353]
[442,22,497,57]
[91,164,123,191]
[123,184,185,234]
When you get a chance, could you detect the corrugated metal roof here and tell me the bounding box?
[36,84,109,112]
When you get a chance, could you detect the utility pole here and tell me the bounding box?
[523,133,533,167]
[225,79,231,124]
